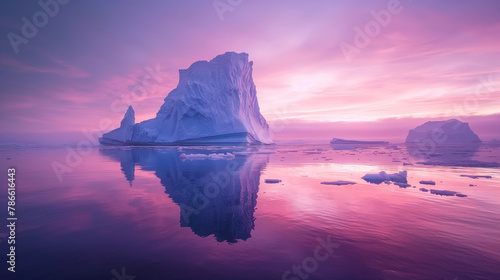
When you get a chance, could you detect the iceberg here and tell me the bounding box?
[405,119,481,144]
[330,138,389,145]
[330,138,388,151]
[99,52,272,145]
[98,105,135,146]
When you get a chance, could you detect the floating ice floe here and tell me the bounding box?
[429,189,467,197]
[321,181,356,186]
[419,180,436,185]
[265,179,282,184]
[394,182,411,188]
[430,189,456,196]
[460,175,492,179]
[179,153,235,160]
[303,151,322,155]
[362,171,407,185]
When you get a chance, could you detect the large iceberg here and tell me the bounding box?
[405,119,481,144]
[99,52,272,145]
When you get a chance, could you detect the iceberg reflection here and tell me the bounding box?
[405,143,499,167]
[100,147,269,243]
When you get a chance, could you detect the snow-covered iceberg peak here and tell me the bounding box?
[120,105,135,127]
[99,106,135,145]
[405,119,481,144]
[99,52,273,145]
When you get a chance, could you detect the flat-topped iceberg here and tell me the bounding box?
[100,52,272,145]
[405,119,481,144]
[330,138,389,145]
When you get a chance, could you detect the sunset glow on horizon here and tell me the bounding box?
[1,0,499,143]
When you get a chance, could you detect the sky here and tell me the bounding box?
[0,0,499,144]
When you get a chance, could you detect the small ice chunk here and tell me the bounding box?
[304,151,322,155]
[389,171,408,183]
[430,189,457,196]
[179,153,208,160]
[265,179,282,184]
[362,174,385,184]
[208,153,236,160]
[460,175,492,179]
[321,181,356,186]
[394,182,411,188]
[420,180,436,185]
[456,193,468,198]
[362,171,408,185]
[419,188,429,192]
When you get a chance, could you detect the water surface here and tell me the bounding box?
[1,143,499,280]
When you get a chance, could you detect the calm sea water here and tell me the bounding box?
[1,143,499,280]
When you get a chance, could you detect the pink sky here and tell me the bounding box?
[0,0,499,143]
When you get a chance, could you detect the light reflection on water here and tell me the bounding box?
[0,143,499,280]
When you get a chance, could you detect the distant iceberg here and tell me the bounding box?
[405,119,481,144]
[99,52,272,145]
[330,138,389,145]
